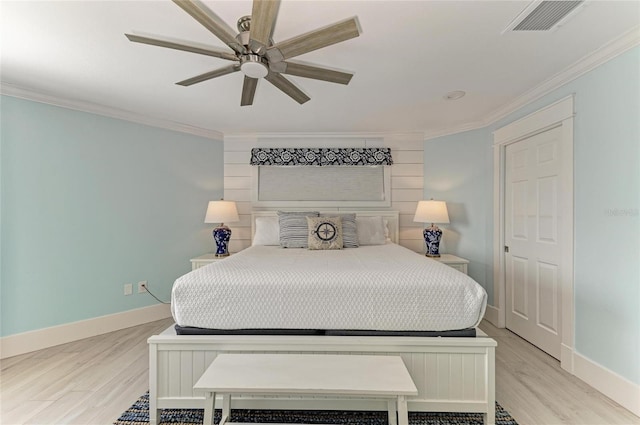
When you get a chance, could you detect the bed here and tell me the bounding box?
[148,210,497,424]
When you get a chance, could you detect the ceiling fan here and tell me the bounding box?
[125,0,361,106]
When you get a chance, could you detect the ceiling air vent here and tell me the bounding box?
[506,0,585,32]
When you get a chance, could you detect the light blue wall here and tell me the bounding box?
[425,46,640,385]
[424,129,494,303]
[0,96,224,337]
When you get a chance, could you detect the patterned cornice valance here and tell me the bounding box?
[250,148,393,166]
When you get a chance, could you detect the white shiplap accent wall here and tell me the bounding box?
[223,133,424,253]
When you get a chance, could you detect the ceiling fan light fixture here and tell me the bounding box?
[127,1,361,105]
[240,54,268,78]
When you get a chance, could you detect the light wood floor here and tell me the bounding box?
[1,319,638,425]
[481,321,639,425]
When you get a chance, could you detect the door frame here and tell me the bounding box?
[492,95,575,372]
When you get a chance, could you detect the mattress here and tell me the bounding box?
[171,243,487,332]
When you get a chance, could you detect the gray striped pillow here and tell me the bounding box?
[278,211,320,248]
[320,213,358,248]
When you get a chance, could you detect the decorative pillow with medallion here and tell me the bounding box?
[306,216,343,250]
[320,213,358,248]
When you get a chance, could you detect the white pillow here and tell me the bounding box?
[252,216,280,246]
[356,216,387,245]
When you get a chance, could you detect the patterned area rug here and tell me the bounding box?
[114,393,518,425]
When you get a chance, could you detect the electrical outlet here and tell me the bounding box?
[138,281,147,294]
[124,283,133,296]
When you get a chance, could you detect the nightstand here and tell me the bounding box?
[431,254,469,275]
[190,253,229,270]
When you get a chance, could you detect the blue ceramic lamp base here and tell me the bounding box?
[213,225,232,257]
[423,225,443,258]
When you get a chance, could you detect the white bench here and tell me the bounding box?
[193,353,418,425]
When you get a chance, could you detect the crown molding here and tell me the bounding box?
[224,131,424,141]
[424,120,487,141]
[424,26,639,142]
[481,25,640,128]
[0,83,224,141]
[2,25,637,144]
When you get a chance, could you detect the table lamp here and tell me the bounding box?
[204,200,239,257]
[413,199,450,257]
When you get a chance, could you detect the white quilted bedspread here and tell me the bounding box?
[171,244,487,331]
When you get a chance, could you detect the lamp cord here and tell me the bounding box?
[143,285,170,305]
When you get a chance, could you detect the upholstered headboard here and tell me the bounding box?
[251,210,400,244]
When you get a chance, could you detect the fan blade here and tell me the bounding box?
[172,0,245,54]
[241,76,259,106]
[266,16,360,63]
[265,72,310,104]
[249,0,280,55]
[176,64,240,86]
[125,34,238,62]
[278,61,353,85]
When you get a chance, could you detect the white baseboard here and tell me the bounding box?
[560,343,574,374]
[0,304,172,359]
[483,304,500,327]
[482,305,637,416]
[573,351,640,417]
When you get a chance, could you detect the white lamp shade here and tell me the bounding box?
[413,200,450,224]
[204,200,239,224]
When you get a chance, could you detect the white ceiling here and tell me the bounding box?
[2,1,639,137]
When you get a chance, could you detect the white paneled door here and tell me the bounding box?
[505,126,563,359]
